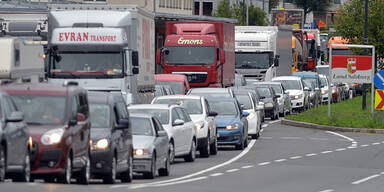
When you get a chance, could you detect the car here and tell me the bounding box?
[155,85,168,97]
[254,86,279,120]
[130,114,170,179]
[207,98,248,150]
[251,82,292,117]
[293,72,322,106]
[303,79,318,108]
[155,74,190,95]
[238,86,266,122]
[152,95,218,157]
[88,92,133,184]
[188,88,234,98]
[230,88,263,139]
[0,91,30,182]
[1,83,91,184]
[128,104,197,163]
[163,85,175,95]
[319,74,330,103]
[272,76,310,112]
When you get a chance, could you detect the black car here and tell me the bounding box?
[88,92,133,184]
[0,90,30,182]
[254,86,279,120]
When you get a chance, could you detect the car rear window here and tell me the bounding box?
[236,95,253,110]
[131,117,153,136]
[154,98,203,114]
[129,108,169,125]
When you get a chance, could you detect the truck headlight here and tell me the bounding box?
[95,139,109,150]
[226,123,239,130]
[247,112,256,120]
[41,128,64,145]
[194,122,205,130]
[134,149,149,157]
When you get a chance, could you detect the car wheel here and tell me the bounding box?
[120,154,132,183]
[244,136,248,148]
[184,140,196,162]
[143,154,156,179]
[158,152,170,177]
[76,154,90,185]
[103,156,117,184]
[169,142,175,164]
[0,147,5,182]
[210,136,218,155]
[13,151,30,182]
[199,137,210,158]
[58,156,72,184]
[235,138,245,150]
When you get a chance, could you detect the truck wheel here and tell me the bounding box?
[199,137,210,158]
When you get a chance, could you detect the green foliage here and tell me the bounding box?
[336,0,384,66]
[212,0,232,18]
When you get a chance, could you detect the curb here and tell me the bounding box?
[281,119,384,134]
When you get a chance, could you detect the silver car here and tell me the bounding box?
[131,114,170,179]
[188,88,234,98]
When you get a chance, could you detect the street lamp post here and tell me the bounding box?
[242,0,246,25]
[362,0,369,110]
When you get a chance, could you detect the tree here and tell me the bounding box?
[212,0,232,18]
[336,0,384,69]
[293,0,331,23]
[248,5,269,26]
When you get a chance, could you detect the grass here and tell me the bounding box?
[286,94,384,129]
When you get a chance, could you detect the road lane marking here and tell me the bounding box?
[372,142,380,145]
[268,119,281,124]
[151,176,208,187]
[226,169,239,173]
[306,153,317,157]
[274,159,287,162]
[289,156,302,159]
[258,162,271,166]
[241,165,254,169]
[348,146,357,149]
[321,151,333,154]
[319,189,334,192]
[262,124,268,128]
[261,137,273,139]
[325,131,357,147]
[210,173,223,177]
[352,174,381,185]
[360,144,369,147]
[335,148,346,151]
[309,137,329,141]
[281,137,302,140]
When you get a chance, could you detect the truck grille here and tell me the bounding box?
[186,74,207,83]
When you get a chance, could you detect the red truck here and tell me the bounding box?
[304,30,321,71]
[156,21,235,88]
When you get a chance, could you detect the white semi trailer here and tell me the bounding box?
[235,26,279,82]
[47,4,155,104]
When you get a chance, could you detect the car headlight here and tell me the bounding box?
[247,112,256,120]
[194,122,205,130]
[265,103,274,108]
[95,138,109,150]
[294,94,303,99]
[332,89,336,94]
[322,89,327,95]
[134,149,149,157]
[41,128,64,145]
[226,123,239,130]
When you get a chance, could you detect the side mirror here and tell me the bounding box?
[156,48,161,65]
[274,55,280,67]
[6,111,24,122]
[220,49,225,64]
[116,119,129,130]
[132,51,139,67]
[208,111,218,117]
[69,113,85,126]
[157,130,168,137]
[132,67,139,74]
[242,111,249,117]
[172,119,184,126]
[304,87,310,91]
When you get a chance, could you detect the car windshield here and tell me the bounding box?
[209,101,238,116]
[156,81,184,94]
[154,99,202,114]
[302,78,318,88]
[50,52,123,78]
[12,95,66,125]
[129,108,169,125]
[236,95,253,110]
[256,87,272,98]
[130,117,153,136]
[316,67,329,76]
[89,104,110,128]
[269,84,283,94]
[165,46,215,65]
[274,80,302,90]
[235,52,271,69]
[303,80,315,90]
[320,77,328,87]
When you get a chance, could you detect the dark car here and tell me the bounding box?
[207,98,249,150]
[0,91,30,182]
[254,86,279,120]
[88,92,133,184]
[1,83,91,184]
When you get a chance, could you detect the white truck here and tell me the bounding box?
[235,26,279,82]
[0,37,45,84]
[47,4,155,104]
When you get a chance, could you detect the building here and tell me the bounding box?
[194,0,269,16]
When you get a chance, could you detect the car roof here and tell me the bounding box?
[190,88,230,93]
[130,113,154,119]
[207,97,237,102]
[293,72,319,77]
[272,76,302,81]
[155,74,186,82]
[155,95,202,100]
[252,82,282,85]
[128,104,174,110]
[0,83,84,97]
[88,91,124,105]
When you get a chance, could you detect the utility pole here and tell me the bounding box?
[199,0,203,16]
[242,0,246,25]
[362,0,369,110]
[246,0,249,25]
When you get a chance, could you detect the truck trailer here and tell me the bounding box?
[47,4,155,104]
[156,21,235,88]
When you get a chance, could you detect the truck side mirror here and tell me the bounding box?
[132,67,139,74]
[132,51,139,67]
[220,49,225,64]
[156,48,161,65]
[274,55,280,67]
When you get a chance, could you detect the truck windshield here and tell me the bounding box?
[235,52,270,69]
[50,52,124,78]
[156,81,184,94]
[165,46,215,65]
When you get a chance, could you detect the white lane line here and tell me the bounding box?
[319,189,334,192]
[352,174,381,185]
[321,151,333,154]
[268,119,281,124]
[151,176,208,187]
[262,124,269,128]
[372,142,380,145]
[289,156,302,159]
[258,162,271,166]
[326,131,357,147]
[226,169,239,173]
[261,137,273,139]
[241,165,254,169]
[309,137,329,141]
[260,128,264,132]
[348,146,357,149]
[274,159,287,162]
[336,148,346,151]
[210,173,223,177]
[306,153,317,157]
[281,137,302,140]
[360,144,369,147]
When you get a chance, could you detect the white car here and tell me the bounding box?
[319,74,330,103]
[272,76,310,112]
[128,104,197,163]
[188,88,234,98]
[152,95,218,157]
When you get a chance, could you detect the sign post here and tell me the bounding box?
[328,44,375,117]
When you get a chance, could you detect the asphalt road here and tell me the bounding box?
[2,119,384,192]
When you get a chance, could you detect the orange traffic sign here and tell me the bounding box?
[375,89,384,110]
